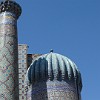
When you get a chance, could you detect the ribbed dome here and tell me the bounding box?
[27,52,82,91]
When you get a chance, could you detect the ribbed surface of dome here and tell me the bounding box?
[27,52,82,91]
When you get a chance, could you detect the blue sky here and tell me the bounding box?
[17,0,100,99]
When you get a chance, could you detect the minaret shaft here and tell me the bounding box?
[0,12,18,100]
[0,1,21,100]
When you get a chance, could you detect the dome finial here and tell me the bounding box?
[50,49,53,53]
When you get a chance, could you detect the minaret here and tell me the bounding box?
[0,0,21,100]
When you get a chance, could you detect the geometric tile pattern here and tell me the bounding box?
[18,45,41,100]
[0,12,19,100]
[27,81,79,100]
[18,44,28,100]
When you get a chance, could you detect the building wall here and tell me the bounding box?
[18,44,41,100]
[18,44,28,100]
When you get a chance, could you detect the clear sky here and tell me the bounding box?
[17,0,100,100]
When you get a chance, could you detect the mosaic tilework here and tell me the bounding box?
[27,81,79,100]
[18,44,28,100]
[0,12,19,100]
[18,44,42,100]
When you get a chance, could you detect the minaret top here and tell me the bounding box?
[0,0,22,19]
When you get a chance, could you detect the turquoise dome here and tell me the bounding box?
[27,52,82,91]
